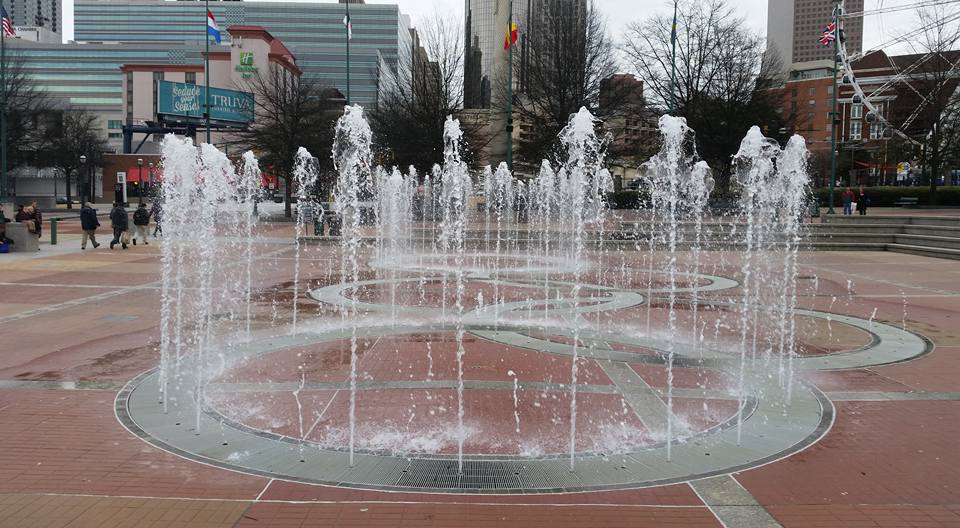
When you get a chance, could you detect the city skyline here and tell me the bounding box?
[54,0,923,58]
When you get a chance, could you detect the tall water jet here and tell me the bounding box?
[291,147,318,333]
[239,151,263,340]
[158,134,198,413]
[641,115,713,460]
[438,116,472,472]
[376,166,415,323]
[484,162,514,322]
[732,126,810,441]
[530,160,557,323]
[556,107,608,470]
[333,105,374,466]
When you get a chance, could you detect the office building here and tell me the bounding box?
[766,0,863,66]
[6,26,302,200]
[7,0,61,38]
[74,0,413,106]
[7,39,209,153]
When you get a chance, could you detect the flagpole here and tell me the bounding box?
[204,0,211,145]
[1,1,7,202]
[505,0,513,171]
[828,4,839,215]
[345,0,350,105]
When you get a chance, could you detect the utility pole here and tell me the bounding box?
[505,0,514,171]
[669,0,678,114]
[828,2,840,215]
[1,1,8,202]
[204,0,211,145]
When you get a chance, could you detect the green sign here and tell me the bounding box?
[156,80,254,125]
[236,52,257,79]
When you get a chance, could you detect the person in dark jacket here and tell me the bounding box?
[80,202,101,249]
[109,202,129,250]
[132,203,150,245]
[150,201,163,237]
[856,186,870,216]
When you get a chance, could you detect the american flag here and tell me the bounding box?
[1,5,15,38]
[819,22,836,46]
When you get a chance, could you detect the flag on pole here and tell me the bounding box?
[1,6,16,38]
[207,10,221,44]
[343,12,352,40]
[819,22,836,46]
[503,20,518,50]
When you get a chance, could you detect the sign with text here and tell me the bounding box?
[156,80,254,125]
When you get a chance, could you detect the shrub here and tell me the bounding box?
[811,186,960,207]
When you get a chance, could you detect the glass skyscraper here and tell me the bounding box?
[73,0,413,106]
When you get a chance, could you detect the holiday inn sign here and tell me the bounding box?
[156,80,254,125]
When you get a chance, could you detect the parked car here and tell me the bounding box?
[55,196,80,205]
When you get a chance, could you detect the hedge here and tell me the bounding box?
[606,186,960,209]
[811,186,960,207]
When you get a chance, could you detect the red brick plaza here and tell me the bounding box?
[1,216,959,528]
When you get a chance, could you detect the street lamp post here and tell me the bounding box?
[148,162,154,199]
[79,155,87,204]
[136,158,143,204]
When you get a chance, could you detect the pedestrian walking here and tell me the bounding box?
[80,202,101,250]
[841,187,855,215]
[109,202,129,250]
[150,201,163,237]
[132,203,150,245]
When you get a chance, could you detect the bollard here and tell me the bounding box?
[50,217,60,245]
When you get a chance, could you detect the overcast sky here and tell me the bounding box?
[62,0,924,56]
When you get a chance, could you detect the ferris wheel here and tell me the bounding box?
[833,0,960,146]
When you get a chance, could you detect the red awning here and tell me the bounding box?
[122,166,163,183]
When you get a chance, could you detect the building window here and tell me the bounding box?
[186,71,196,84]
[809,87,816,96]
[870,122,882,140]
[108,120,122,129]
[108,132,122,139]
[850,120,861,140]
[851,103,862,119]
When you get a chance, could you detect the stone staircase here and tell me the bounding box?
[298,216,960,260]
[811,215,960,260]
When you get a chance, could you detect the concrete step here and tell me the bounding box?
[887,243,960,260]
[893,234,960,251]
[822,215,960,228]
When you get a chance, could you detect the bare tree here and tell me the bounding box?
[370,12,469,172]
[229,65,342,217]
[43,110,109,208]
[2,51,52,169]
[623,0,791,189]
[503,0,620,164]
[895,5,960,202]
